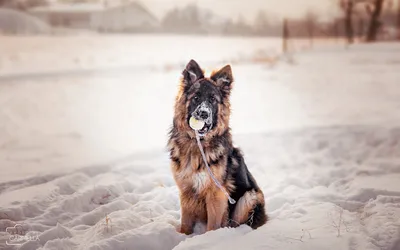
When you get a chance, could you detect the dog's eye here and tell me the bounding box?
[210,97,216,103]
[193,96,199,102]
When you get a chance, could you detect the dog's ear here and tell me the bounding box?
[211,65,233,97]
[182,59,204,87]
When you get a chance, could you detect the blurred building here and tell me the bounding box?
[0,8,50,35]
[28,1,159,32]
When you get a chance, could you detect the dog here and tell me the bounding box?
[168,59,268,235]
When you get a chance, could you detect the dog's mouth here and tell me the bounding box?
[190,102,213,137]
[196,122,212,137]
[189,115,212,137]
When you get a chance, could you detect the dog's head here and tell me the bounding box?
[174,59,233,138]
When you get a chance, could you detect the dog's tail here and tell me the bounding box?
[248,203,268,229]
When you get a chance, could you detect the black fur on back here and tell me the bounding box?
[226,148,268,229]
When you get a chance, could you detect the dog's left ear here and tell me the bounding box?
[211,65,233,97]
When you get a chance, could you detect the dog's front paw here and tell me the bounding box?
[178,225,193,235]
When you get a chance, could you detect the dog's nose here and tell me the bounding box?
[199,111,209,120]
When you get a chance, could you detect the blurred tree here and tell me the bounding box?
[358,18,365,38]
[282,18,289,52]
[338,0,367,44]
[254,10,269,36]
[235,15,253,36]
[162,8,181,32]
[340,0,355,44]
[162,4,205,34]
[332,19,340,41]
[365,0,385,41]
[398,0,400,39]
[304,9,319,47]
[185,4,201,30]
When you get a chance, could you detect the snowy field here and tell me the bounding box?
[0,35,400,250]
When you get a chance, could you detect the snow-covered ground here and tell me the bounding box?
[0,35,400,250]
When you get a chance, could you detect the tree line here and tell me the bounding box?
[1,0,399,41]
[337,0,400,42]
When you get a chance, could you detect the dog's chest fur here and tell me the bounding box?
[181,166,209,193]
[173,142,227,195]
[176,153,210,193]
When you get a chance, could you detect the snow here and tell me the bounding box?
[0,35,400,250]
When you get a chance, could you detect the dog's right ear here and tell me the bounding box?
[182,59,204,87]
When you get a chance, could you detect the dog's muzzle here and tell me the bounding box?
[191,102,213,136]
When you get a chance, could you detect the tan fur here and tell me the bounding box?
[231,190,265,225]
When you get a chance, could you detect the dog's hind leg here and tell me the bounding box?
[231,189,267,229]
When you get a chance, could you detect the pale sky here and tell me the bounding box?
[142,0,340,22]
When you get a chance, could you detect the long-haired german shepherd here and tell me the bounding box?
[168,59,267,235]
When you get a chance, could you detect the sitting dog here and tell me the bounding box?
[168,59,268,234]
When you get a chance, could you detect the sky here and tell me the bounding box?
[143,0,340,22]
